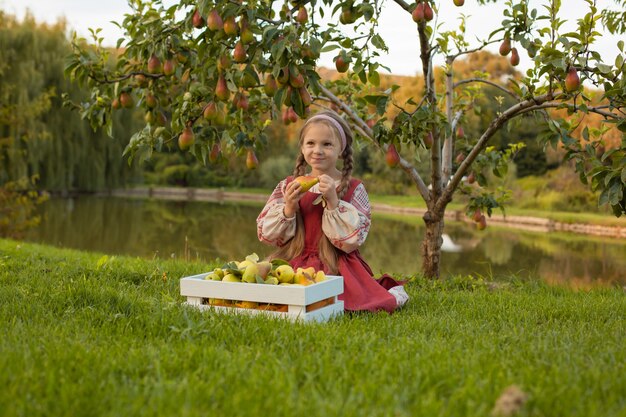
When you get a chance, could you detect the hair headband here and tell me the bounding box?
[305,114,347,152]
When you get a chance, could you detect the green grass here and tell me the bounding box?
[2,239,624,417]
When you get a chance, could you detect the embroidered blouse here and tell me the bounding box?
[256,178,371,253]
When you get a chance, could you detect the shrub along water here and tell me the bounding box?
[0,239,624,417]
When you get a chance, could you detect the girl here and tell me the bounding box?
[256,111,409,313]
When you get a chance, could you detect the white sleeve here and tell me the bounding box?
[321,183,371,253]
[256,179,296,247]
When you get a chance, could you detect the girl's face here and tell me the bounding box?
[300,123,342,177]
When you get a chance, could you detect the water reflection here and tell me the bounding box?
[24,197,626,286]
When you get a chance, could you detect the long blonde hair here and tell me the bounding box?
[270,111,354,274]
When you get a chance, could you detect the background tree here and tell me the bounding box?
[66,0,626,278]
[0,11,142,192]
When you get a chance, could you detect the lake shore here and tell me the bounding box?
[100,186,626,239]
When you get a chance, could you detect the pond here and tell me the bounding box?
[24,196,626,287]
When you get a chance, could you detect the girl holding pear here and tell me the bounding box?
[256,111,409,313]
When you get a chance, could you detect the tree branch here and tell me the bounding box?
[454,78,518,99]
[433,93,555,216]
[448,39,500,61]
[391,0,412,12]
[442,56,455,186]
[318,83,371,135]
[516,102,623,119]
[318,84,431,202]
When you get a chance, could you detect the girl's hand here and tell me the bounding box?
[317,174,339,210]
[283,180,303,218]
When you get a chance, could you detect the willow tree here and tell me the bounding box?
[66,0,626,278]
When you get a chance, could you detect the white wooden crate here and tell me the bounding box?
[180,273,344,322]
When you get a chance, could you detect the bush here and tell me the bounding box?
[0,176,49,239]
[511,165,600,212]
[258,155,294,188]
[161,164,190,186]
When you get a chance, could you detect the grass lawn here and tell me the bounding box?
[1,239,625,417]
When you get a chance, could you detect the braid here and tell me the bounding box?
[338,146,353,199]
[292,153,307,177]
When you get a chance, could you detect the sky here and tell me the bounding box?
[1,0,622,76]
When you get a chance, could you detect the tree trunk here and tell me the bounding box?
[421,214,445,279]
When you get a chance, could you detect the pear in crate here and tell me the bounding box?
[314,270,326,283]
[264,276,279,285]
[295,267,316,286]
[237,253,259,270]
[222,273,241,283]
[236,301,259,309]
[274,264,295,283]
[204,272,222,281]
[241,263,260,283]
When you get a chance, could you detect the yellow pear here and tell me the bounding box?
[264,276,279,285]
[314,271,326,283]
[213,268,225,279]
[294,175,319,192]
[241,263,260,283]
[275,264,295,283]
[295,267,316,286]
[222,274,241,282]
[245,253,260,263]
[237,259,256,270]
[237,301,259,309]
[204,272,222,281]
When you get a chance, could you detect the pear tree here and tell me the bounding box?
[65,0,626,278]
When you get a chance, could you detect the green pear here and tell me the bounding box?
[275,264,295,284]
[241,263,259,283]
[314,271,326,283]
[222,274,241,282]
[205,272,221,281]
[238,259,256,270]
[264,277,279,285]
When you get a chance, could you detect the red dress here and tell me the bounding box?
[259,177,400,313]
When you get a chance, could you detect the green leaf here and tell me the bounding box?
[599,188,610,206]
[368,70,380,86]
[358,69,367,84]
[608,182,623,206]
[371,34,387,51]
[270,259,290,268]
[320,44,340,53]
